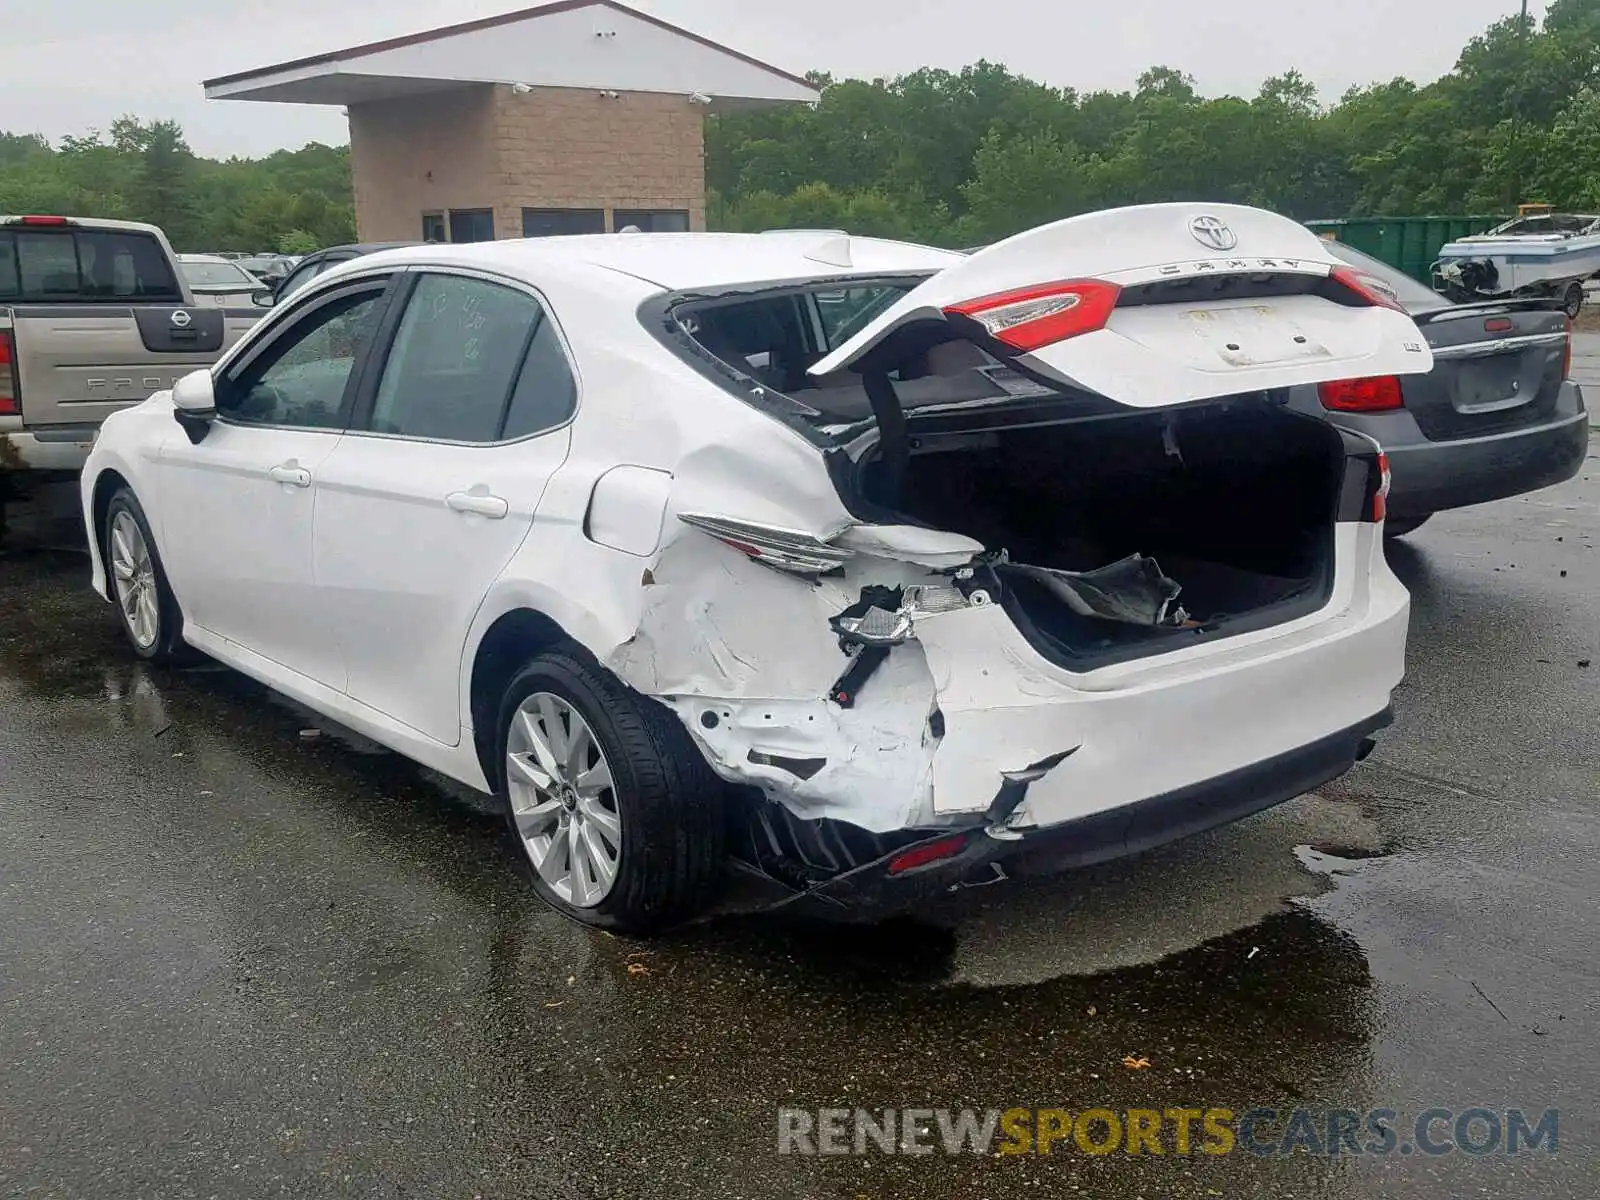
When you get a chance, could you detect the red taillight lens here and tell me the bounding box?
[0,330,17,416]
[944,279,1121,352]
[1374,451,1391,524]
[1318,376,1404,412]
[1484,317,1514,333]
[1329,265,1407,313]
[886,833,970,876]
[14,215,71,226]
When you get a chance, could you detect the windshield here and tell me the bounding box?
[1323,240,1448,314]
[182,260,258,288]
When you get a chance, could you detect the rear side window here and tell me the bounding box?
[366,273,576,443]
[0,229,183,303]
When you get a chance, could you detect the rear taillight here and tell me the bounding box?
[944,279,1121,352]
[1318,376,1404,412]
[1373,452,1391,523]
[0,330,18,416]
[1563,318,1573,380]
[1329,266,1407,313]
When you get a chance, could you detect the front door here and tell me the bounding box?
[156,276,395,689]
[313,268,578,744]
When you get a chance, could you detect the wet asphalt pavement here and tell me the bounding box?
[4,459,1600,1199]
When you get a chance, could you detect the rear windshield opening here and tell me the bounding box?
[0,228,183,304]
[667,277,1077,427]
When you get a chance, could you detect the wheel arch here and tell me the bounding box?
[88,466,135,598]
[467,607,583,789]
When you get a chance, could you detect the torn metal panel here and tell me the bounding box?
[1001,553,1188,627]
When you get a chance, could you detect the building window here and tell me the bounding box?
[448,209,496,243]
[421,213,446,243]
[522,209,606,238]
[613,209,691,233]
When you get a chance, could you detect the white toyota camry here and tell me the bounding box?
[82,204,1426,932]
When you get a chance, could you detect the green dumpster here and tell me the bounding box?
[1304,215,1509,284]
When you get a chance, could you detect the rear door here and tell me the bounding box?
[809,203,1434,403]
[0,220,231,428]
[312,267,577,744]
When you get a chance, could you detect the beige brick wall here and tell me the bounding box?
[346,84,707,243]
[491,85,706,236]
[348,86,500,243]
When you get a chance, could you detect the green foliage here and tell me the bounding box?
[0,118,354,252]
[708,8,1600,244]
[2,5,1596,254]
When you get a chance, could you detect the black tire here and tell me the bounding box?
[103,487,190,663]
[1384,513,1432,539]
[495,643,726,933]
[1563,282,1586,321]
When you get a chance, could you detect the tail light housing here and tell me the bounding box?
[0,329,18,416]
[1329,265,1407,313]
[1319,376,1404,412]
[944,279,1121,352]
[1373,451,1391,523]
[1563,318,1573,380]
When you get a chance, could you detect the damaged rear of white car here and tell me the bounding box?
[581,202,1428,927]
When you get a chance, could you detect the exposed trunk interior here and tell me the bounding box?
[858,400,1347,668]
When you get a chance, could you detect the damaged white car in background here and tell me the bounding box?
[80,203,1429,932]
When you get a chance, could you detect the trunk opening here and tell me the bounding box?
[854,400,1348,669]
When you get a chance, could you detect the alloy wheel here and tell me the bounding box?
[505,692,623,908]
[109,510,159,650]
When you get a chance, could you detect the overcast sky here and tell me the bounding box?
[2,0,1548,158]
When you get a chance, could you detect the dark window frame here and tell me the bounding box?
[522,208,606,238]
[346,269,580,446]
[448,209,496,244]
[421,212,447,244]
[0,227,183,304]
[612,209,691,234]
[217,276,397,432]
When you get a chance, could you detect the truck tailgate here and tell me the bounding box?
[6,303,230,427]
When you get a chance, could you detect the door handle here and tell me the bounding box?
[267,464,312,488]
[447,490,509,519]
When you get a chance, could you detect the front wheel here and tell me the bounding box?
[104,488,189,663]
[496,645,726,933]
[1563,282,1586,320]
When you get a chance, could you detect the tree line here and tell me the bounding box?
[1,0,1597,253]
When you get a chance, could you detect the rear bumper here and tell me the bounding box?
[770,707,1394,919]
[1382,384,1589,519]
[0,426,97,475]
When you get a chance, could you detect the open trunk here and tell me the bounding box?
[856,401,1348,668]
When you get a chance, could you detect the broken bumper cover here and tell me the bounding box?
[763,707,1393,919]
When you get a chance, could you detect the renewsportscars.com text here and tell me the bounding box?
[777,1106,1559,1158]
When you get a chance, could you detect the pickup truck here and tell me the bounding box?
[0,215,261,526]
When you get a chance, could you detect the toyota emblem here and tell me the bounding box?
[1188,215,1238,251]
[170,309,193,329]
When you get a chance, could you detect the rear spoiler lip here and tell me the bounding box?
[1412,296,1567,325]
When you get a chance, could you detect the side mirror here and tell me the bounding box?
[171,369,217,445]
[251,289,275,309]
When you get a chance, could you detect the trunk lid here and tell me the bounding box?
[809,203,1434,405]
[1405,300,1570,440]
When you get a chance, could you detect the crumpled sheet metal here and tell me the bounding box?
[1001,553,1187,627]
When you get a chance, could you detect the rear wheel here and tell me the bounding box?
[104,488,189,662]
[1384,513,1432,539]
[496,644,725,933]
[1563,282,1586,320]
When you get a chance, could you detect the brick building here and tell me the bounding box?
[203,0,818,243]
